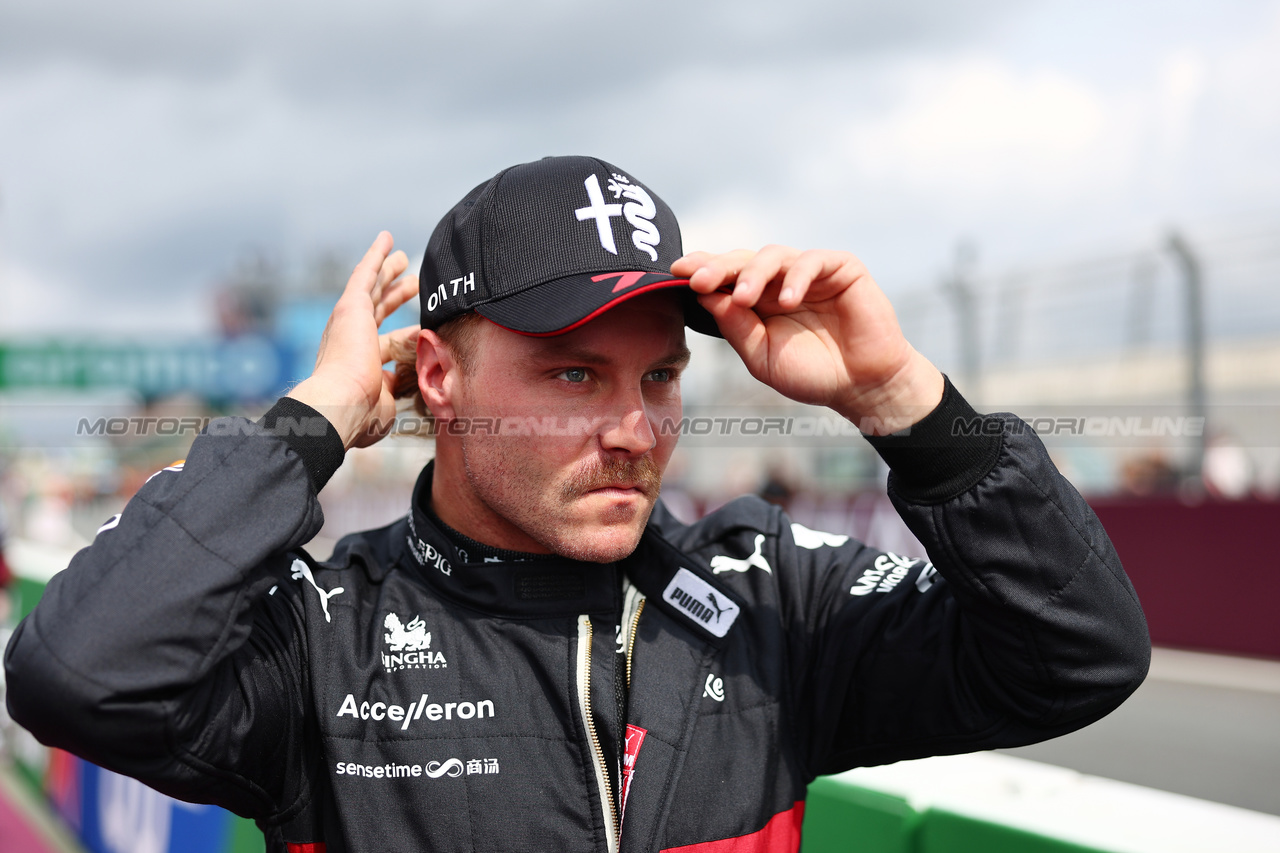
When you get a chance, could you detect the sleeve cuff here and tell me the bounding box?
[862,375,1003,504]
[257,397,346,493]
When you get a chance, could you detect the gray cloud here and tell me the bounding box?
[0,1,1019,108]
[0,1,1020,320]
[3,0,1279,337]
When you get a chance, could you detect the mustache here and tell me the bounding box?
[562,455,662,500]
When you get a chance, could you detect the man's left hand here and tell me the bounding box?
[672,246,943,434]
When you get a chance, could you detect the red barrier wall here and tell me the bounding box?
[1088,498,1280,660]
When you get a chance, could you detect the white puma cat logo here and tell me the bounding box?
[291,559,344,623]
[711,534,772,575]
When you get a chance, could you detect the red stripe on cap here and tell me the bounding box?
[497,278,692,337]
[660,802,805,853]
[286,844,326,853]
[593,271,649,292]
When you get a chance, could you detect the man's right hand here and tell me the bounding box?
[287,232,421,449]
[673,246,942,435]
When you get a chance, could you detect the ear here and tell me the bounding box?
[417,329,460,422]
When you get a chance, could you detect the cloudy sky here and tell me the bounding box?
[2,0,1279,336]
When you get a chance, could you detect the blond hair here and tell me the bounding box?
[392,312,486,426]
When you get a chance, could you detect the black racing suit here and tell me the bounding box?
[4,380,1150,852]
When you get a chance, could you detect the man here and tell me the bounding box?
[5,156,1149,853]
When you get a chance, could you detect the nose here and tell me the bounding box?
[599,387,657,456]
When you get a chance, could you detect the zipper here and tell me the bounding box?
[577,615,619,853]
[624,596,646,689]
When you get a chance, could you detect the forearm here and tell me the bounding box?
[866,382,1151,725]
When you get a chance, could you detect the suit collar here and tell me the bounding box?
[395,461,619,618]
[395,462,740,637]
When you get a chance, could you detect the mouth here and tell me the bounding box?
[562,456,662,503]
[585,483,647,497]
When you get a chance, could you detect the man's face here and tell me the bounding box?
[444,291,689,563]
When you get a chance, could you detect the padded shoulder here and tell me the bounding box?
[321,516,409,584]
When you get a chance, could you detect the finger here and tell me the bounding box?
[781,250,862,309]
[346,232,395,300]
[696,291,770,379]
[381,249,410,284]
[670,251,720,279]
[777,250,830,309]
[676,249,758,293]
[374,272,420,326]
[379,325,422,366]
[373,250,410,306]
[732,245,798,308]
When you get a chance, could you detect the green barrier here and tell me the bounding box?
[802,776,918,852]
[228,815,267,853]
[800,776,1116,853]
[12,574,48,621]
[917,808,1110,853]
[7,739,45,800]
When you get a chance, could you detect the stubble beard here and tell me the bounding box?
[461,437,664,563]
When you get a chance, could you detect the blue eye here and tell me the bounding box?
[646,369,672,382]
[559,368,588,383]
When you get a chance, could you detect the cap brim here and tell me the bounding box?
[476,271,723,337]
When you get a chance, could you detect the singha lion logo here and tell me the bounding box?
[383,613,431,652]
[606,173,661,262]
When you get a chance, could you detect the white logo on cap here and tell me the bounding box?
[607,174,660,261]
[574,172,662,261]
[576,174,624,254]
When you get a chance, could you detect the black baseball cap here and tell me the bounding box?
[420,156,720,337]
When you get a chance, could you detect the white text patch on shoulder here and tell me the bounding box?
[662,568,739,638]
